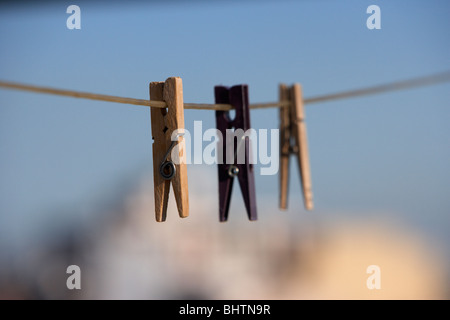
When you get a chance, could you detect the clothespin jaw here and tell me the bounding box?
[215,85,257,222]
[150,77,189,222]
[279,83,313,211]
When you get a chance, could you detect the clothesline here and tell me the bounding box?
[0,71,449,110]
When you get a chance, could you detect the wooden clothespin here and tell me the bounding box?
[279,83,313,210]
[150,77,189,222]
[215,85,257,221]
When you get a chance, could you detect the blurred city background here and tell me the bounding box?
[0,0,449,299]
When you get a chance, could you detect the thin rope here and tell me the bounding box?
[303,71,450,105]
[184,103,231,111]
[249,101,291,109]
[0,81,165,108]
[1,71,449,110]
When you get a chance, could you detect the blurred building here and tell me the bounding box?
[0,167,447,299]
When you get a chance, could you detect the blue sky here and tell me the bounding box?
[0,0,449,255]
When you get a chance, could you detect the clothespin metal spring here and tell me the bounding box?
[158,133,184,181]
[159,140,177,180]
[227,135,247,177]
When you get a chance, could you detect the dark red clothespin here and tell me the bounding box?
[215,85,257,222]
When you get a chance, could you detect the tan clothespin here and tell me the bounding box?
[150,77,189,222]
[279,83,313,210]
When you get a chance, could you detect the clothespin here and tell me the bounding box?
[279,83,313,210]
[215,85,257,222]
[150,77,189,222]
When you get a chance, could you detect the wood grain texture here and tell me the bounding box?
[150,82,170,222]
[279,84,291,210]
[149,77,189,222]
[163,77,189,219]
[291,84,313,210]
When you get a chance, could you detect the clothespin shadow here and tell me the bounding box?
[215,85,257,222]
[150,77,189,222]
[279,83,313,211]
